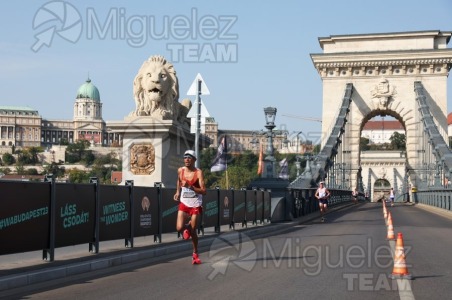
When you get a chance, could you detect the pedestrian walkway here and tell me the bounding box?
[0,201,355,293]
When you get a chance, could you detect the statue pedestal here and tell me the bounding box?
[108,116,195,188]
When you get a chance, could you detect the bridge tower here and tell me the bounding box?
[311,30,452,199]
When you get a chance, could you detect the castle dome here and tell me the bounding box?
[76,78,100,101]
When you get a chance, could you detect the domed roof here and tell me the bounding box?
[448,112,452,125]
[76,78,100,101]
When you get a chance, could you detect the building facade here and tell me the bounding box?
[3,78,438,157]
[362,119,405,144]
[1,78,123,151]
[0,106,42,147]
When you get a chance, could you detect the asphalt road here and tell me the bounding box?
[3,202,452,300]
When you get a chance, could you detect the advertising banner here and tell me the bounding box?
[263,191,271,221]
[233,190,246,224]
[133,187,159,237]
[246,190,257,224]
[256,190,264,223]
[202,189,219,228]
[98,185,131,241]
[161,188,178,234]
[0,181,50,255]
[55,183,95,247]
[219,189,233,226]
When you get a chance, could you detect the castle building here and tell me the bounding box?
[41,78,121,147]
[1,78,121,150]
[0,106,41,147]
[3,78,444,154]
[361,119,405,144]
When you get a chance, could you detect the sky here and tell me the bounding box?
[1,0,452,145]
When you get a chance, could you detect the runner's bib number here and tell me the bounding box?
[182,188,197,198]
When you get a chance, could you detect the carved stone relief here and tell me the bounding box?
[371,77,397,110]
[130,144,155,175]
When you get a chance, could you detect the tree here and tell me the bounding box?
[389,132,406,150]
[360,137,370,151]
[66,140,90,163]
[68,169,89,183]
[0,167,12,174]
[43,163,66,178]
[216,165,255,189]
[313,144,321,154]
[15,164,25,175]
[82,150,95,166]
[59,138,69,145]
[26,168,39,175]
[27,147,41,164]
[17,150,32,165]
[2,153,15,165]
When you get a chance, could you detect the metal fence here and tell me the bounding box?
[287,188,354,218]
[414,189,452,211]
[0,179,271,261]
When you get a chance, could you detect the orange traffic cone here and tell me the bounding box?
[390,233,412,280]
[386,212,395,240]
[383,205,388,220]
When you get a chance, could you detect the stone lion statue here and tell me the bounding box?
[131,55,190,123]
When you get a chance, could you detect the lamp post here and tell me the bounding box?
[330,161,336,189]
[295,156,302,177]
[293,131,303,154]
[263,107,277,178]
[340,163,346,189]
[250,131,261,150]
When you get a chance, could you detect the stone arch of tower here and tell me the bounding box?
[308,30,452,198]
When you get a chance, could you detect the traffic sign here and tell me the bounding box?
[187,73,210,95]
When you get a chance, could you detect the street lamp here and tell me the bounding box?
[295,156,302,177]
[250,131,261,150]
[263,107,277,178]
[281,131,290,151]
[295,131,303,153]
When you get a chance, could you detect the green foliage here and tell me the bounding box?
[68,169,90,183]
[15,164,25,175]
[26,168,39,175]
[360,137,370,151]
[43,163,66,178]
[65,140,90,163]
[199,148,302,189]
[59,138,69,145]
[217,165,255,189]
[313,144,321,154]
[82,150,95,166]
[93,152,120,167]
[15,147,43,165]
[0,167,12,174]
[2,153,15,165]
[389,132,406,150]
[361,132,406,151]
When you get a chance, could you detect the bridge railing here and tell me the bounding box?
[0,180,271,261]
[414,81,452,182]
[413,189,452,211]
[289,83,353,189]
[287,188,354,218]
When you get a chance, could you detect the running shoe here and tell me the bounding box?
[192,253,201,264]
[183,229,191,240]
